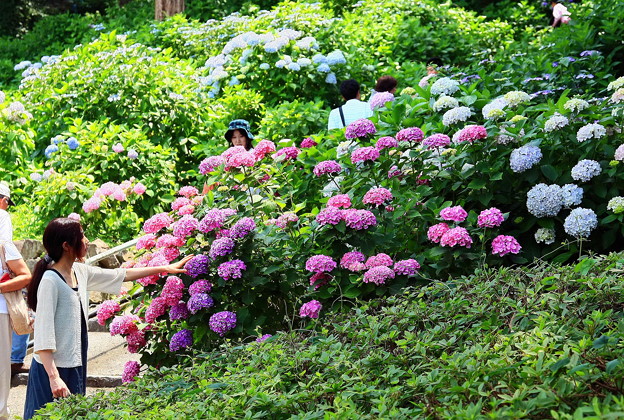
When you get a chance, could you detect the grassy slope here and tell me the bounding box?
[38,253,624,419]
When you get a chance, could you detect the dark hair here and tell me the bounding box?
[375,76,398,93]
[27,218,84,310]
[426,57,443,67]
[228,129,253,150]
[339,79,360,100]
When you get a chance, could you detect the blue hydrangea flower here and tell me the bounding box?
[563,208,597,238]
[228,76,240,86]
[325,73,337,84]
[312,53,327,64]
[510,145,542,173]
[287,62,301,71]
[317,63,330,73]
[571,159,601,182]
[51,135,64,145]
[259,63,270,70]
[127,149,138,159]
[526,183,562,217]
[326,50,346,66]
[561,184,583,207]
[66,137,80,150]
[44,144,58,159]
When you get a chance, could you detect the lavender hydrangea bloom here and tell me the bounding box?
[526,184,562,217]
[169,329,193,352]
[571,160,601,182]
[209,311,237,336]
[209,237,235,259]
[230,217,256,239]
[217,259,247,281]
[561,184,584,207]
[189,280,212,295]
[187,293,214,314]
[169,302,190,321]
[564,208,598,238]
[185,255,210,278]
[345,119,376,139]
[510,145,542,173]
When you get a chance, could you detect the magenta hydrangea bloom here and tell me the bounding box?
[300,137,318,148]
[340,251,366,271]
[310,272,332,289]
[362,187,393,206]
[136,234,157,251]
[153,246,180,263]
[440,227,473,248]
[316,206,344,226]
[388,166,403,179]
[109,314,140,336]
[189,280,212,295]
[343,209,377,230]
[454,125,487,143]
[187,293,214,314]
[226,151,256,169]
[491,235,522,256]
[327,194,351,208]
[253,140,276,160]
[370,92,395,110]
[161,276,185,306]
[209,311,237,336]
[172,215,199,238]
[133,183,147,195]
[171,197,192,211]
[345,118,377,139]
[217,259,247,281]
[209,237,235,259]
[126,330,146,354]
[351,146,380,164]
[185,255,210,278]
[274,147,300,161]
[96,300,120,326]
[423,133,451,149]
[375,136,398,150]
[156,234,185,249]
[222,146,247,160]
[145,297,168,323]
[365,253,394,269]
[256,334,273,342]
[199,156,225,174]
[275,212,299,228]
[122,361,141,383]
[363,266,395,285]
[178,186,199,198]
[169,302,190,321]
[199,209,229,233]
[169,329,193,352]
[439,205,468,222]
[427,223,450,243]
[394,259,421,276]
[396,127,424,143]
[299,300,322,318]
[230,217,256,239]
[305,255,337,273]
[477,208,505,228]
[313,160,342,177]
[143,212,174,234]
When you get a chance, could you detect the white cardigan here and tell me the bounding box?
[33,264,126,368]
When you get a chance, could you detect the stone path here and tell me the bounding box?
[7,330,140,419]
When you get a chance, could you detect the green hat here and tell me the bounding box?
[225,119,254,141]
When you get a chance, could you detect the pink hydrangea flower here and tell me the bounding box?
[375,136,398,150]
[275,212,299,228]
[422,133,451,149]
[388,166,403,179]
[327,194,351,208]
[112,187,127,202]
[351,147,380,164]
[316,206,343,226]
[133,182,147,195]
[394,259,420,276]
[491,235,522,256]
[440,205,468,222]
[137,273,159,287]
[143,212,174,234]
[178,186,199,198]
[153,246,180,263]
[136,233,157,250]
[97,300,121,326]
[345,119,377,139]
[305,255,337,273]
[427,223,450,243]
[396,127,424,143]
[122,361,140,383]
[199,156,226,174]
[161,276,185,306]
[365,253,394,269]
[145,296,168,323]
[454,125,487,143]
[340,251,366,271]
[254,140,277,160]
[112,143,125,153]
[178,205,196,215]
[299,300,322,318]
[126,330,146,354]
[171,197,192,211]
[310,272,331,289]
[156,234,184,248]
[370,92,395,110]
[343,209,377,230]
[222,146,247,160]
[363,266,395,285]
[67,213,81,221]
[477,208,505,228]
[440,227,473,248]
[82,196,102,213]
[172,215,199,238]
[274,147,300,161]
[362,187,393,206]
[300,137,318,148]
[109,314,140,336]
[313,160,342,177]
[226,151,256,169]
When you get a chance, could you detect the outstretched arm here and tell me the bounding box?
[124,255,194,281]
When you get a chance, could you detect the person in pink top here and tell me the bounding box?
[551,1,571,27]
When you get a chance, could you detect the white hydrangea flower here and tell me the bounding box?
[0,90,4,104]
[607,196,624,214]
[432,95,459,112]
[534,228,555,245]
[503,90,531,107]
[205,54,227,68]
[430,77,459,96]
[442,106,472,126]
[544,113,569,132]
[576,123,606,142]
[607,76,624,91]
[563,98,590,113]
[482,97,508,119]
[610,88,624,104]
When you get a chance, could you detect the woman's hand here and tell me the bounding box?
[164,255,194,274]
[50,376,71,398]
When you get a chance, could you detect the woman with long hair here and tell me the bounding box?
[23,218,192,419]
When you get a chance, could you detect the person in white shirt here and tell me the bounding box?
[551,1,571,27]
[327,79,373,130]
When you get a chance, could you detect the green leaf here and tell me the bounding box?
[606,359,620,374]
[549,357,570,372]
[540,165,558,181]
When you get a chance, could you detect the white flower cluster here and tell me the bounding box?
[544,113,569,132]
[534,228,556,245]
[432,95,459,112]
[563,208,598,238]
[509,145,542,173]
[495,127,524,145]
[571,159,601,182]
[2,101,32,124]
[430,77,459,96]
[442,106,472,126]
[611,88,624,104]
[576,123,606,142]
[607,76,624,92]
[607,196,624,214]
[526,183,563,218]
[503,90,531,107]
[561,184,584,207]
[482,97,507,119]
[563,98,590,113]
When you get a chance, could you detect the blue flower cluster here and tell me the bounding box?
[561,184,583,207]
[510,145,542,173]
[563,208,597,238]
[526,183,562,218]
[44,136,80,158]
[571,159,601,182]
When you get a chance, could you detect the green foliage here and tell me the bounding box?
[37,253,624,418]
[0,94,35,182]
[258,99,327,141]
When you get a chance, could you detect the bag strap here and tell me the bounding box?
[0,242,8,273]
[338,106,346,128]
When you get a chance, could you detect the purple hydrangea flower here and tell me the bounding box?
[394,259,420,276]
[169,302,190,321]
[189,280,212,295]
[169,329,193,351]
[185,255,210,278]
[305,255,337,273]
[187,293,214,314]
[217,259,247,281]
[209,311,237,336]
[230,217,256,239]
[345,119,377,139]
[209,237,235,259]
[313,160,342,177]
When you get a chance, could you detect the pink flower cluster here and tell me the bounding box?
[370,92,395,110]
[477,208,505,228]
[274,146,300,161]
[423,133,451,149]
[136,233,157,250]
[254,140,276,160]
[345,119,377,139]
[396,127,424,143]
[96,300,120,326]
[110,314,140,336]
[343,209,377,230]
[299,300,322,318]
[122,361,140,383]
[340,251,366,272]
[427,223,450,243]
[491,235,522,256]
[161,276,185,306]
[172,215,199,238]
[327,194,351,208]
[143,212,174,234]
[275,212,299,228]
[394,259,420,276]
[454,125,487,143]
[313,160,342,177]
[82,178,146,213]
[199,156,226,174]
[439,227,473,248]
[440,205,468,222]
[316,206,343,226]
[376,136,398,150]
[351,147,380,164]
[362,187,393,206]
[363,266,395,285]
[199,208,236,233]
[178,186,199,198]
[310,272,331,289]
[300,137,318,148]
[365,253,393,269]
[145,296,168,323]
[305,255,337,273]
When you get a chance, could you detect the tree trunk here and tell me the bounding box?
[155,0,185,21]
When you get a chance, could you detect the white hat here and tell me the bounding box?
[0,183,15,206]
